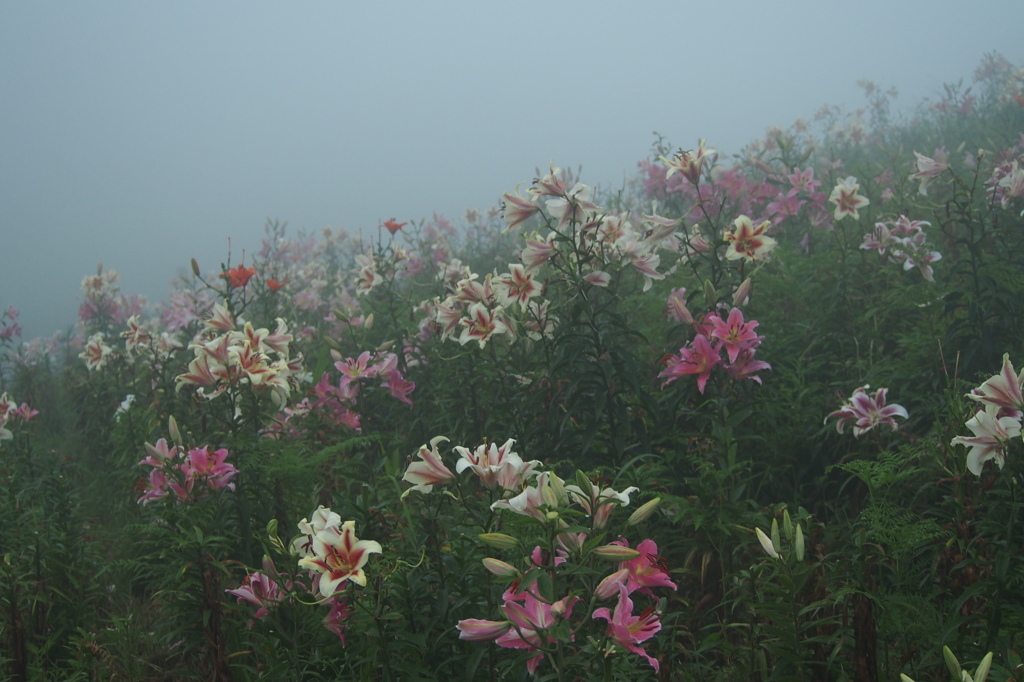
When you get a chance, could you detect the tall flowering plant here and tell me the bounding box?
[659,306,771,395]
[950,353,1024,476]
[135,418,239,505]
[396,434,674,678]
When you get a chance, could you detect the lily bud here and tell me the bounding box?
[770,518,781,557]
[168,415,183,447]
[942,646,962,679]
[782,509,793,542]
[574,469,593,496]
[457,619,512,642]
[593,544,641,560]
[795,523,805,562]
[594,569,628,599]
[541,484,559,510]
[478,533,520,551]
[703,279,717,305]
[974,651,993,682]
[482,558,519,579]
[732,277,752,306]
[755,527,780,559]
[626,497,661,526]
[191,258,201,277]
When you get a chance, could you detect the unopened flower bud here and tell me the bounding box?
[594,569,628,599]
[168,415,183,447]
[478,533,520,551]
[703,279,717,305]
[795,523,805,562]
[593,544,641,560]
[755,527,780,559]
[364,313,374,329]
[942,646,962,679]
[482,558,519,579]
[541,485,559,510]
[457,619,512,642]
[732,278,752,306]
[782,509,793,542]
[974,651,993,682]
[556,526,584,555]
[191,258,201,277]
[626,497,661,526]
[574,469,593,495]
[770,518,781,556]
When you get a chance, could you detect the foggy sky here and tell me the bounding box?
[2,1,1022,340]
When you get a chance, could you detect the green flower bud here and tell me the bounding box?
[593,544,641,560]
[482,558,519,579]
[478,533,520,551]
[626,497,661,526]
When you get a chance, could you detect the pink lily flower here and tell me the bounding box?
[385,370,415,406]
[335,350,377,388]
[226,571,283,620]
[138,438,179,468]
[723,347,772,385]
[658,335,722,394]
[788,167,821,193]
[708,308,761,364]
[12,403,39,422]
[182,446,238,492]
[521,233,557,272]
[501,189,540,231]
[825,385,908,437]
[455,438,527,489]
[616,538,678,594]
[493,592,579,674]
[967,353,1024,418]
[910,150,950,195]
[322,597,352,645]
[861,222,896,255]
[593,583,663,671]
[401,436,454,497]
[661,139,716,185]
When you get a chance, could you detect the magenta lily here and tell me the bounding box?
[825,385,908,437]
[658,334,722,394]
[593,583,663,671]
[708,308,761,363]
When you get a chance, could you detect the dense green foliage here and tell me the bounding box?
[2,53,1024,681]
